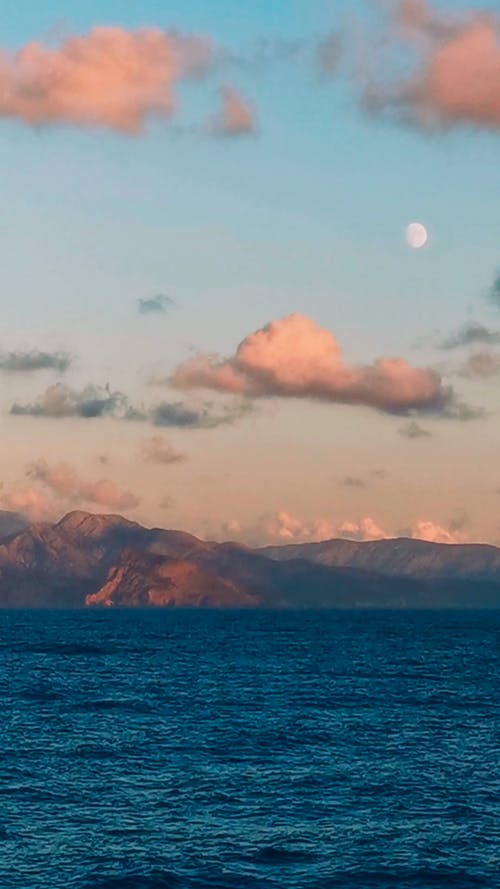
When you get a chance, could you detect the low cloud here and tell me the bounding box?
[208,86,257,137]
[152,399,254,428]
[411,519,467,544]
[220,508,476,547]
[0,486,53,521]
[0,26,213,133]
[441,321,500,350]
[138,294,176,315]
[363,3,500,133]
[399,420,432,439]
[140,435,187,465]
[0,350,71,373]
[221,511,390,546]
[337,517,389,541]
[27,459,139,511]
[171,313,452,415]
[10,383,254,430]
[10,383,132,419]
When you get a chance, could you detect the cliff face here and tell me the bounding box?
[86,548,258,609]
[0,510,499,608]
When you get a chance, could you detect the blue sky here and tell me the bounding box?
[1,0,499,543]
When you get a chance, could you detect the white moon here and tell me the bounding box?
[405,222,428,249]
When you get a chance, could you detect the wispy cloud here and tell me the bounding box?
[27,459,139,510]
[137,294,176,315]
[488,272,500,307]
[0,350,71,373]
[10,383,132,419]
[317,31,342,77]
[140,435,187,465]
[340,476,366,488]
[171,313,453,415]
[459,350,500,379]
[152,398,254,429]
[398,420,432,439]
[440,321,500,350]
[208,86,257,137]
[10,382,254,430]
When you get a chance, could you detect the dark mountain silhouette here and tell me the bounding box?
[0,510,498,608]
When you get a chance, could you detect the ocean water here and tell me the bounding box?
[0,610,499,889]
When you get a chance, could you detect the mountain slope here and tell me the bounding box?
[0,511,498,608]
[259,536,500,580]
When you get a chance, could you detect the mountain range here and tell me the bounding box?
[0,510,499,608]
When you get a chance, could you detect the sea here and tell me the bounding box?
[0,609,499,889]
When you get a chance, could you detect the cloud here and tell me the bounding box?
[459,350,500,378]
[140,435,187,465]
[208,86,257,137]
[262,511,339,543]
[219,37,308,72]
[0,350,71,373]
[363,4,500,132]
[441,321,500,350]
[27,459,139,510]
[398,420,432,439]
[0,27,213,133]
[0,486,53,521]
[10,382,132,419]
[10,383,254,429]
[137,294,176,315]
[171,313,451,415]
[488,273,500,307]
[410,519,467,544]
[151,399,254,428]
[337,517,390,541]
[443,399,487,422]
[317,31,342,76]
[341,476,366,488]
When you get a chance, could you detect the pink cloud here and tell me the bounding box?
[0,486,53,521]
[0,27,212,133]
[209,85,257,137]
[411,520,468,544]
[366,4,500,131]
[171,313,449,414]
[337,517,390,541]
[27,460,139,511]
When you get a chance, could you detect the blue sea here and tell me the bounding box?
[0,610,499,889]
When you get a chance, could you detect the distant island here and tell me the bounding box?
[0,509,499,609]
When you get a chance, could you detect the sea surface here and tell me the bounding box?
[0,610,499,889]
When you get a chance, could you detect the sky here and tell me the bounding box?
[1,0,500,545]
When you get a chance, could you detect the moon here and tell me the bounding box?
[405,222,428,249]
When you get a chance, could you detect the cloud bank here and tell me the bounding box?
[171,313,451,415]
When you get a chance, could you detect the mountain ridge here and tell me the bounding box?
[0,510,498,609]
